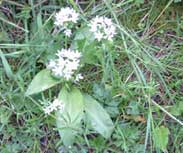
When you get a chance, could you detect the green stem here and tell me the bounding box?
[101,43,107,83]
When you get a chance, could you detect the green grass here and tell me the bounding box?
[1,0,183,152]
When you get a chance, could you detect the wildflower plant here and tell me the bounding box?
[25,7,116,147]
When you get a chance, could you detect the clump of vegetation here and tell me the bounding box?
[0,0,183,152]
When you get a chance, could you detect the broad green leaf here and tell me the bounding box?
[153,126,169,151]
[84,94,114,138]
[56,87,84,146]
[25,69,60,96]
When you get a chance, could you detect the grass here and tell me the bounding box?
[0,0,183,152]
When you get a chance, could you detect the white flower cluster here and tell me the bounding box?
[43,99,65,115]
[54,7,79,37]
[47,48,83,81]
[89,16,116,41]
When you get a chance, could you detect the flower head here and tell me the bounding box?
[75,73,83,82]
[54,7,79,27]
[64,29,72,37]
[47,48,82,81]
[89,16,116,41]
[43,99,65,115]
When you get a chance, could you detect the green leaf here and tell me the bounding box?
[81,43,102,65]
[0,50,14,79]
[0,107,12,125]
[73,27,95,44]
[84,94,114,138]
[170,102,183,116]
[153,126,169,151]
[56,87,84,146]
[71,27,102,65]
[126,101,140,115]
[25,69,60,96]
[135,0,144,6]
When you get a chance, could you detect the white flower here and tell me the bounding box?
[64,29,72,37]
[54,7,79,27]
[47,60,57,69]
[47,48,82,81]
[43,99,65,115]
[75,74,83,82]
[89,16,116,41]
[95,32,103,41]
[56,48,81,60]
